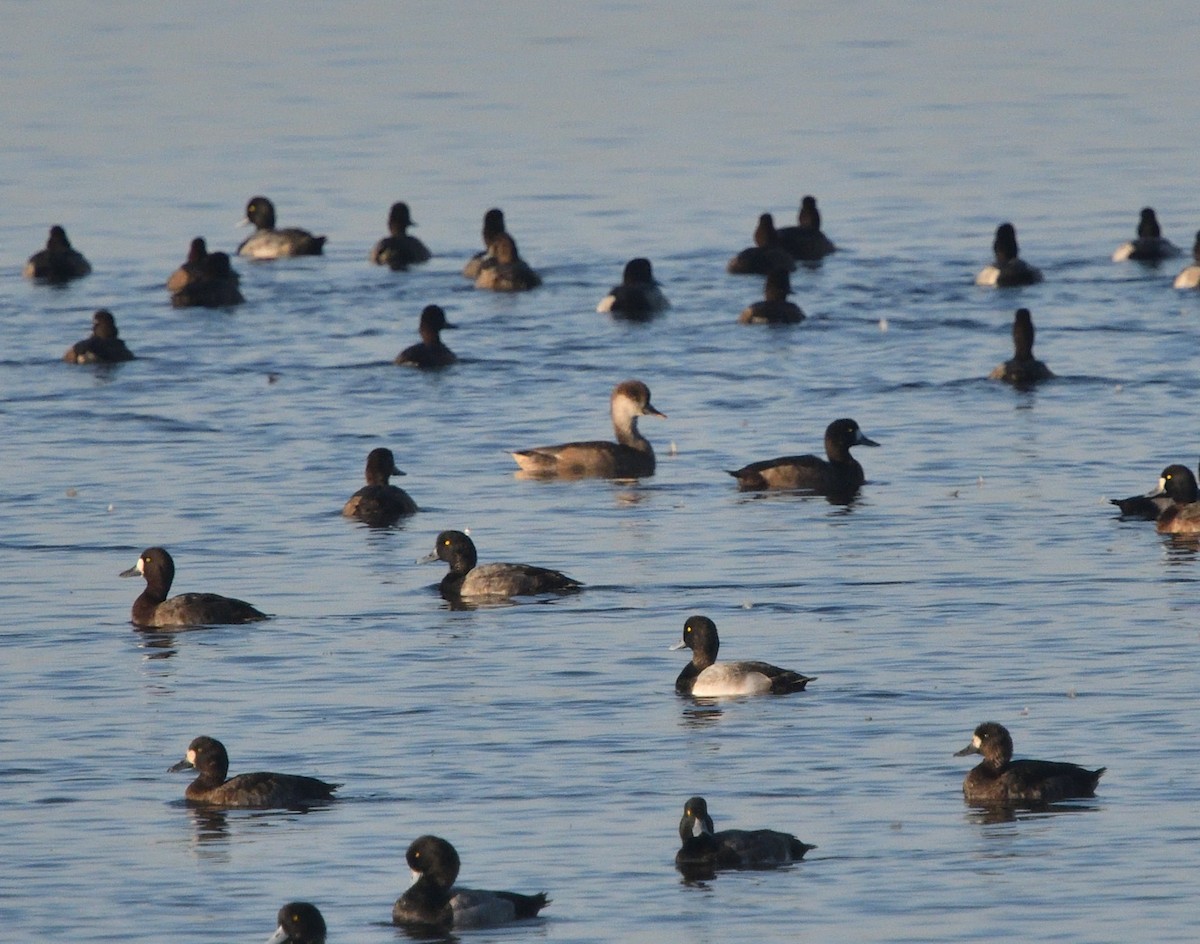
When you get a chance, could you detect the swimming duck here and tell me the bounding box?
[597,257,670,317]
[675,796,815,874]
[1109,484,1173,520]
[23,225,91,282]
[1149,464,1200,534]
[671,615,814,697]
[342,447,418,525]
[422,530,581,602]
[370,202,431,270]
[511,380,665,479]
[727,417,878,496]
[63,310,135,364]
[166,237,210,293]
[169,735,339,809]
[975,222,1043,287]
[1112,207,1180,263]
[237,196,326,258]
[739,268,805,324]
[266,903,326,944]
[392,834,550,931]
[726,213,796,275]
[462,208,507,279]
[989,308,1054,385]
[776,196,836,261]
[395,304,457,368]
[473,232,541,291]
[167,238,244,307]
[1172,230,1200,289]
[955,722,1105,805]
[119,546,269,628]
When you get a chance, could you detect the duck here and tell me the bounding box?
[1109,483,1173,520]
[776,196,836,261]
[1149,464,1200,534]
[119,546,269,628]
[955,722,1105,805]
[392,834,549,931]
[23,225,91,282]
[727,417,878,497]
[422,530,581,602]
[739,268,805,324]
[370,201,431,270]
[671,615,814,697]
[511,380,665,479]
[266,903,326,944]
[168,735,339,809]
[1173,230,1200,289]
[342,447,418,525]
[675,796,815,874]
[166,237,209,293]
[167,238,244,307]
[473,232,541,291]
[237,196,326,258]
[726,213,796,275]
[395,304,457,368]
[462,208,507,279]
[975,222,1043,287]
[1112,207,1180,263]
[597,257,670,317]
[177,251,244,307]
[989,308,1054,385]
[63,310,135,364]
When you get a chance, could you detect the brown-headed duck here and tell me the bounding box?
[511,380,666,479]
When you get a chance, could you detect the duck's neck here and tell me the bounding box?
[612,404,651,452]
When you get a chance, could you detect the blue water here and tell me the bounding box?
[2,3,1199,942]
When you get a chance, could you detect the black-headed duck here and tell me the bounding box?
[728,417,878,497]
[1112,207,1180,263]
[1150,464,1200,534]
[395,305,457,368]
[473,232,541,291]
[989,308,1054,385]
[955,722,1105,805]
[422,530,581,602]
[511,379,666,479]
[266,903,327,944]
[597,257,670,318]
[120,547,269,628]
[776,195,836,261]
[370,201,431,270]
[675,796,815,875]
[671,615,814,697]
[169,735,339,809]
[1173,230,1200,289]
[462,208,506,279]
[392,834,549,931]
[976,222,1043,287]
[237,196,326,258]
[24,225,91,282]
[727,213,796,275]
[63,310,135,364]
[342,447,418,525]
[739,268,805,324]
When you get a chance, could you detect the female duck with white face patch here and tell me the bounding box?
[671,615,815,697]
[511,380,666,479]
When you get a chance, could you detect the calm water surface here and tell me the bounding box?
[2,4,1199,942]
